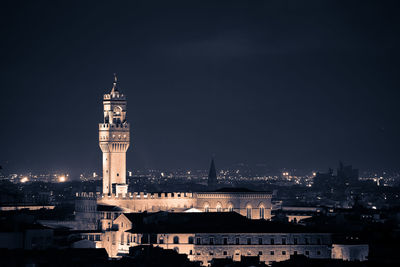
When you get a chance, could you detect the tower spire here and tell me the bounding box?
[208,157,217,190]
[111,73,119,94]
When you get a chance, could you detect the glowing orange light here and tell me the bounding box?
[58,175,66,182]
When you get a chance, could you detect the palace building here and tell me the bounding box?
[73,76,368,264]
[75,75,273,229]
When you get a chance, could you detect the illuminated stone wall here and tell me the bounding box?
[98,192,196,212]
[196,192,272,220]
[97,191,272,220]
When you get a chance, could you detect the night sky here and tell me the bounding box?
[1,0,399,175]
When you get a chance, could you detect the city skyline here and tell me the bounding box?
[1,1,400,175]
[1,2,399,265]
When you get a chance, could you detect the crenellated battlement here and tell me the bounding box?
[77,191,196,200]
[103,93,125,100]
[99,192,195,200]
[76,192,100,199]
[196,192,272,199]
[99,123,129,130]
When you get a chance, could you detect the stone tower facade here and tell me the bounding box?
[99,74,130,195]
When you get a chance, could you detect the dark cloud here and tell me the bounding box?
[1,0,399,175]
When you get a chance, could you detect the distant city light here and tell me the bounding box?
[58,175,66,182]
[20,177,29,183]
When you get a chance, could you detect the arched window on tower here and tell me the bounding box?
[173,236,179,244]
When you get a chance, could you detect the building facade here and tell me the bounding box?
[97,212,333,266]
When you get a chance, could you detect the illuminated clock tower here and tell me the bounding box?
[99,74,130,195]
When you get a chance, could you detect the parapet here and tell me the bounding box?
[195,191,273,199]
[100,192,195,200]
[76,192,100,199]
[99,123,129,130]
[103,93,126,100]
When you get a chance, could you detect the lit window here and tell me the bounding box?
[247,207,252,219]
[259,207,264,219]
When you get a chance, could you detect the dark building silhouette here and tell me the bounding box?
[208,158,217,190]
[313,162,359,190]
[337,161,359,185]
